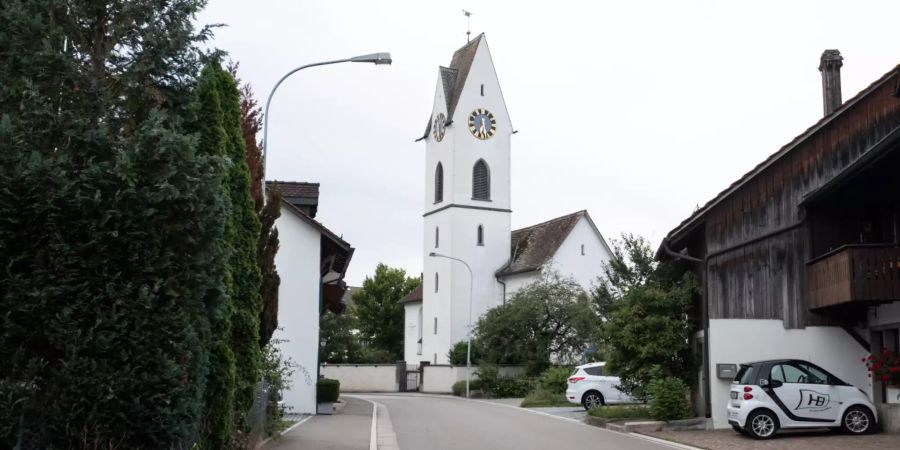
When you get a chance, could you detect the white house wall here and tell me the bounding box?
[502,271,539,300]
[870,303,900,327]
[403,302,423,364]
[273,209,322,415]
[707,319,871,429]
[545,217,612,292]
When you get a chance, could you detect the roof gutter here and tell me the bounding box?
[661,238,703,263]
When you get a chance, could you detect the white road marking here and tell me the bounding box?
[369,399,378,450]
[347,395,402,450]
[376,403,401,450]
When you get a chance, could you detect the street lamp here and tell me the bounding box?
[261,52,392,198]
[428,252,474,398]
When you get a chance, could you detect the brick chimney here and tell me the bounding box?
[819,49,843,116]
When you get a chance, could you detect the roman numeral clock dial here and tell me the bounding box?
[468,108,496,140]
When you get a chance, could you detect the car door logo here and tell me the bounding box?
[796,389,831,411]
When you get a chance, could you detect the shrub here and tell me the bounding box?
[587,405,650,420]
[317,379,341,403]
[646,376,691,421]
[262,340,295,436]
[492,377,534,398]
[520,389,570,407]
[538,366,572,394]
[451,379,483,397]
[448,340,478,366]
[475,364,499,391]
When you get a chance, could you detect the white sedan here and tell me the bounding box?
[566,362,636,409]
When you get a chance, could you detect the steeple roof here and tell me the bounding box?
[418,34,485,141]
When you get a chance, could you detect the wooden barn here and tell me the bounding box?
[660,50,900,430]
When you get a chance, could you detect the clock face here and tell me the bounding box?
[468,108,496,140]
[433,113,446,142]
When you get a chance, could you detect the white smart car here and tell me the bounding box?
[566,362,636,409]
[727,359,877,439]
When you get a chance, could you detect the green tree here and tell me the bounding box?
[212,62,263,443]
[593,234,697,398]
[352,264,419,361]
[448,340,479,366]
[0,0,220,447]
[475,272,598,375]
[193,62,237,449]
[229,63,282,349]
[319,309,363,363]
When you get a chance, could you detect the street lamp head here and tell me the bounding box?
[350,52,392,65]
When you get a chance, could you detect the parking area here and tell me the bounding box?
[644,429,898,450]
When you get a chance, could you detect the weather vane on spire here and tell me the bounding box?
[462,9,472,42]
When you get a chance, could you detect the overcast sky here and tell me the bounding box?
[197,0,900,286]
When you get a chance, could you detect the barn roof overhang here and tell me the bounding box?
[659,63,900,259]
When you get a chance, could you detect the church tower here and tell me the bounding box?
[418,34,512,364]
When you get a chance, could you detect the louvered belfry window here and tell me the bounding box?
[472,159,490,200]
[435,162,444,203]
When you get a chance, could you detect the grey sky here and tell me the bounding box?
[197,0,900,286]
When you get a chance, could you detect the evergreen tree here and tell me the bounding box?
[229,64,282,348]
[214,65,263,441]
[193,63,236,449]
[0,0,221,448]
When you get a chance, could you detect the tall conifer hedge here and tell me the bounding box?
[0,1,226,448]
[215,65,264,440]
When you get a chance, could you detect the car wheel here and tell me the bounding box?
[841,406,875,435]
[731,424,746,435]
[581,391,604,410]
[746,410,778,440]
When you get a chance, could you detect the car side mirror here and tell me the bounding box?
[770,380,783,388]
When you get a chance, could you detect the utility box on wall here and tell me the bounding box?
[716,363,737,379]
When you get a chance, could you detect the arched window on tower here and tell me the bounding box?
[435,272,439,293]
[472,159,490,200]
[477,225,484,246]
[435,162,444,203]
[435,227,440,248]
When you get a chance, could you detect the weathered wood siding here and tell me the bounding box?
[689,68,900,328]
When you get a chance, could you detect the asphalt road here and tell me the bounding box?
[353,394,680,450]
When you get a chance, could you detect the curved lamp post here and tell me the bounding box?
[429,252,474,398]
[261,52,392,198]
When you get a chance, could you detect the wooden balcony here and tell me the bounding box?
[807,244,900,310]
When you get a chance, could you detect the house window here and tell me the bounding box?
[581,244,585,255]
[472,159,490,200]
[435,227,440,248]
[435,272,439,292]
[477,225,484,246]
[434,317,438,335]
[435,162,444,203]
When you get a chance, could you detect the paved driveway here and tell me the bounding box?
[646,429,899,450]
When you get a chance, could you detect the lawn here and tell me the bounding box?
[586,404,650,420]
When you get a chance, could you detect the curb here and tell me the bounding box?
[256,415,312,449]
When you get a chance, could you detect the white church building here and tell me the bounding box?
[402,34,614,365]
